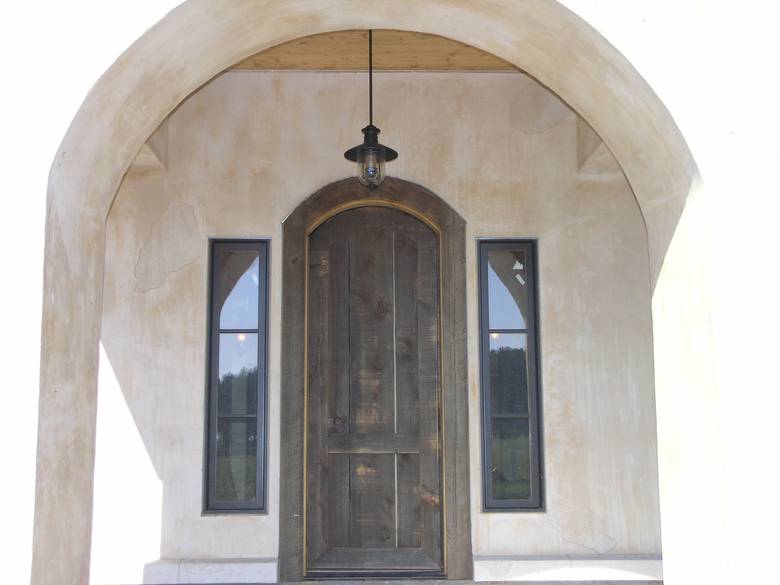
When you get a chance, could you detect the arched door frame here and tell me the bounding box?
[280,177,470,580]
[33,2,704,584]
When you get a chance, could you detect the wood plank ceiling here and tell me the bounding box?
[232,30,517,71]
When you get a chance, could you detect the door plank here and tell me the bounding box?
[394,232,421,436]
[417,243,443,563]
[348,215,394,436]
[306,239,330,564]
[327,236,351,437]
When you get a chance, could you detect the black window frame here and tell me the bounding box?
[204,239,269,513]
[478,239,544,511]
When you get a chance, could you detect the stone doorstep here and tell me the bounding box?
[143,557,663,585]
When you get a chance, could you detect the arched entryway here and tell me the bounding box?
[281,178,470,580]
[33,2,712,585]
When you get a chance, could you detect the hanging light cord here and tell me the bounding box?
[369,29,373,126]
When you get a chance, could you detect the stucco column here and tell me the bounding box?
[31,196,106,585]
[651,181,727,585]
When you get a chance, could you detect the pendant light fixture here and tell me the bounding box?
[344,30,398,188]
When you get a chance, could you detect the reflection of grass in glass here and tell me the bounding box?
[492,432,531,500]
[216,456,257,502]
[489,345,532,500]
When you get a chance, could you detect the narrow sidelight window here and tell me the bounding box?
[478,240,543,510]
[205,240,268,512]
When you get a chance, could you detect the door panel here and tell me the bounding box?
[306,206,442,576]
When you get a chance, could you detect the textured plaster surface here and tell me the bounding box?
[34,2,698,584]
[97,71,661,566]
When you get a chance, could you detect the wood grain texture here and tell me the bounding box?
[233,30,516,71]
[347,216,394,437]
[397,453,422,548]
[307,207,441,573]
[305,231,329,564]
[281,177,471,580]
[394,232,421,437]
[279,207,306,580]
[440,200,472,580]
[327,454,350,549]
[349,454,396,548]
[312,547,441,571]
[327,433,420,453]
[417,243,442,564]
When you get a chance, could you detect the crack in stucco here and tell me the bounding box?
[548,506,619,554]
[134,198,203,293]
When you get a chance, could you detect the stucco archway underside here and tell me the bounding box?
[34,2,698,584]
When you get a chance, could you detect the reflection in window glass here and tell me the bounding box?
[218,333,258,416]
[216,418,258,502]
[219,251,260,330]
[489,333,529,416]
[487,250,528,330]
[491,418,531,499]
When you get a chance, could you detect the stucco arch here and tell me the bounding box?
[33,1,699,584]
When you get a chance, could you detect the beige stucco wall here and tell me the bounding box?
[97,70,660,574]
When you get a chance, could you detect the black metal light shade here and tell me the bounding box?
[344,124,398,188]
[343,30,397,188]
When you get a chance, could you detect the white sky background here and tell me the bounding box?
[0,2,778,584]
[0,4,180,583]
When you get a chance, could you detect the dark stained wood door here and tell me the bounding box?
[305,206,443,577]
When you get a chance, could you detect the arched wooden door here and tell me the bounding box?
[280,178,471,581]
[305,206,443,577]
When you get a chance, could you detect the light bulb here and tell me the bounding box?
[357,148,386,187]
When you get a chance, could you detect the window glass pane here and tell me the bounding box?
[219,250,260,330]
[216,417,257,502]
[218,333,258,416]
[207,241,267,511]
[480,241,542,509]
[489,333,529,416]
[487,249,528,330]
[491,418,531,500]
